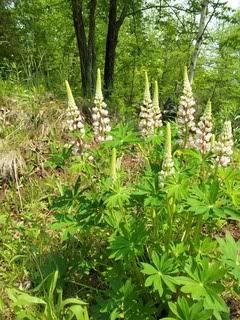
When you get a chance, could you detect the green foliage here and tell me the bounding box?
[163,297,213,320]
[45,146,72,170]
[7,271,89,320]
[109,219,147,261]
[141,251,178,297]
[1,2,240,316]
[217,232,240,281]
[176,259,228,317]
[1,96,240,319]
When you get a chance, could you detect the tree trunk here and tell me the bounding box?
[71,0,97,97]
[88,0,97,95]
[188,0,209,84]
[104,0,129,97]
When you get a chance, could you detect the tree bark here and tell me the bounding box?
[104,0,129,97]
[71,0,97,97]
[188,0,209,84]
[88,0,97,95]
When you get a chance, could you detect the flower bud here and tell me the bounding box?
[159,123,175,185]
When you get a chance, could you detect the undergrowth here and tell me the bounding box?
[0,78,240,320]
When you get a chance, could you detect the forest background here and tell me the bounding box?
[1,0,240,125]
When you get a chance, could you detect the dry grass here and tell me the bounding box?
[0,149,25,182]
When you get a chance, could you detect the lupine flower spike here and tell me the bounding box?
[153,81,162,129]
[177,66,196,147]
[139,71,155,136]
[159,123,175,185]
[92,69,112,142]
[214,121,234,167]
[194,100,213,154]
[65,80,86,153]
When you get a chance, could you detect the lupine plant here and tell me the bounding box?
[4,70,240,320]
[152,81,162,129]
[177,67,196,147]
[50,103,239,319]
[65,80,87,154]
[214,120,234,166]
[194,100,213,154]
[139,71,155,136]
[92,68,112,142]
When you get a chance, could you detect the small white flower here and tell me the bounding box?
[101,109,108,116]
[103,118,110,124]
[92,113,100,121]
[80,128,85,134]
[105,125,111,132]
[97,135,104,142]
[77,122,84,128]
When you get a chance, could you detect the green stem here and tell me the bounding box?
[183,124,188,148]
[132,258,144,288]
[152,208,158,241]
[132,257,152,304]
[182,213,193,242]
[194,216,203,244]
[166,196,175,250]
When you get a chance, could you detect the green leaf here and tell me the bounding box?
[63,298,87,306]
[7,289,46,306]
[109,219,147,261]
[141,252,178,297]
[141,263,158,275]
[166,297,213,320]
[217,232,240,281]
[176,258,227,314]
[69,305,89,320]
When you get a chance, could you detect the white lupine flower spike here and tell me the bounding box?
[214,120,234,167]
[92,68,112,142]
[65,80,86,154]
[153,81,162,129]
[194,100,213,154]
[177,66,196,147]
[139,71,155,136]
[159,123,175,185]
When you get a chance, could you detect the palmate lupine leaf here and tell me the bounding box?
[141,251,178,297]
[217,232,240,281]
[186,180,223,219]
[109,219,147,260]
[162,297,212,320]
[176,258,228,318]
[105,123,141,148]
[104,186,132,209]
[99,279,154,320]
[164,172,190,200]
